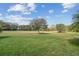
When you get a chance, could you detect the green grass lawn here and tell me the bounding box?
[0,31,79,56]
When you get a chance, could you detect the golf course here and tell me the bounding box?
[0,31,79,56]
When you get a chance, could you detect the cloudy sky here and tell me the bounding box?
[0,3,79,26]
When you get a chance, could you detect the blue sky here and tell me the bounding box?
[0,3,79,26]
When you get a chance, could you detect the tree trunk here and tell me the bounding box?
[38,29,40,34]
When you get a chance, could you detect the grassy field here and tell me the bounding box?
[0,31,79,56]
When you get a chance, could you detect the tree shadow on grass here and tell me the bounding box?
[68,37,79,46]
[38,33,50,34]
[0,36,10,40]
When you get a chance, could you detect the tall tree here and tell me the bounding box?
[72,11,79,32]
[0,20,4,32]
[10,23,18,31]
[30,18,48,33]
[0,24,2,33]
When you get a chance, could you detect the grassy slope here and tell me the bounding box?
[0,31,79,56]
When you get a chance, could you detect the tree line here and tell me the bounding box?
[0,11,79,33]
[0,18,48,33]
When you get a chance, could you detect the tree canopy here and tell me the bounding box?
[72,11,79,32]
[30,18,48,32]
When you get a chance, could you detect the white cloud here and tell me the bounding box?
[0,14,32,25]
[23,12,31,15]
[62,9,68,13]
[8,3,36,15]
[6,15,32,25]
[8,4,25,12]
[48,9,54,14]
[0,14,2,16]
[62,3,76,9]
[27,3,36,11]
[38,16,44,18]
[6,15,25,21]
[0,14,5,21]
[62,3,76,13]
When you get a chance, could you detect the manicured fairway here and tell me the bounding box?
[0,31,79,56]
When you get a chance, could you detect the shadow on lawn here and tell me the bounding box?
[68,37,79,46]
[38,33,50,34]
[0,36,10,39]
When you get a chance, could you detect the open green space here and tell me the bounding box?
[0,31,79,56]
